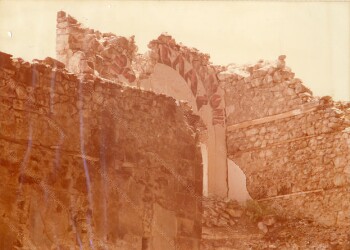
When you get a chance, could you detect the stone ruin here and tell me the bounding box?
[0,11,349,249]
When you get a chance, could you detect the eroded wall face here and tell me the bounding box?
[221,57,350,227]
[56,11,229,199]
[0,52,202,249]
[56,11,137,83]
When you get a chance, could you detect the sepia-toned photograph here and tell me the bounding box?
[0,1,349,249]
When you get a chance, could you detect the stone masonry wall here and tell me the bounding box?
[221,56,350,227]
[56,11,229,198]
[2,9,349,248]
[137,35,229,197]
[0,51,202,249]
[56,11,137,83]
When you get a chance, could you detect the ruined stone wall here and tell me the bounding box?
[55,10,350,216]
[146,34,225,126]
[138,35,228,197]
[0,52,202,249]
[56,11,137,83]
[221,56,350,227]
[56,11,229,198]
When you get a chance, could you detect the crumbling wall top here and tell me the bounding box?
[56,11,137,83]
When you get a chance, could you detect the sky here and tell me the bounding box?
[0,1,349,101]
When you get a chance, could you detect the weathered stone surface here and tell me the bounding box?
[56,12,137,84]
[222,56,350,228]
[1,9,350,250]
[257,221,268,233]
[0,53,203,249]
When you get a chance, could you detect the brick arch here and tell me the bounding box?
[148,34,225,126]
